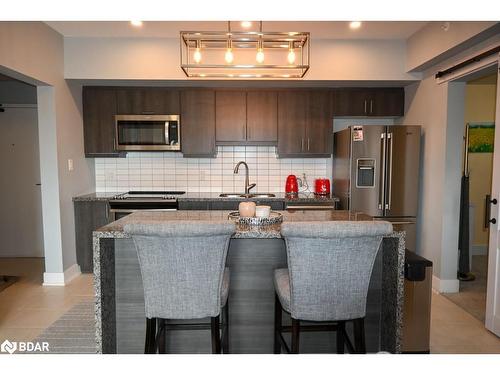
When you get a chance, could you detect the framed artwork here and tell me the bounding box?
[468,122,495,153]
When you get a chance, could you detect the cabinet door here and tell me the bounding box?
[306,90,333,155]
[277,91,307,156]
[181,90,216,157]
[82,87,119,157]
[369,88,404,117]
[215,91,247,142]
[246,91,278,142]
[332,88,369,116]
[74,200,110,273]
[116,88,180,114]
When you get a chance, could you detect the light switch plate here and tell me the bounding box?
[68,159,74,171]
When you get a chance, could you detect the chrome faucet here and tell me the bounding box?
[234,161,256,195]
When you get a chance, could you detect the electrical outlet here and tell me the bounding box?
[68,159,74,171]
[200,170,206,181]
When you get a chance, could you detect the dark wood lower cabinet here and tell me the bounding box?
[74,200,110,273]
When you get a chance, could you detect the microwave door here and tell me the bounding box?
[349,125,386,217]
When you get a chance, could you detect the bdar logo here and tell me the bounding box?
[1,339,17,354]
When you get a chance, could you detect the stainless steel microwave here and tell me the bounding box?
[115,115,181,151]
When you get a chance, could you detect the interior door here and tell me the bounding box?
[384,126,421,217]
[485,63,500,337]
[0,106,44,257]
[349,125,386,217]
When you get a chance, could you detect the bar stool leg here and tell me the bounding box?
[145,318,157,354]
[274,294,282,354]
[222,302,230,354]
[291,318,300,354]
[336,321,345,354]
[353,318,366,354]
[211,316,221,354]
[157,318,166,354]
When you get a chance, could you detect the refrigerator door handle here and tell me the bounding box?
[379,133,386,210]
[386,132,394,210]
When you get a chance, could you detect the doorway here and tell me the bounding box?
[444,72,497,322]
[0,74,44,287]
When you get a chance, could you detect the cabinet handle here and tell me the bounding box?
[243,124,246,140]
[141,111,155,115]
[247,126,251,140]
[364,100,367,114]
[370,100,373,114]
[301,138,304,152]
[307,138,310,151]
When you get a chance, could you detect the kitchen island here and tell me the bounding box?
[93,210,405,354]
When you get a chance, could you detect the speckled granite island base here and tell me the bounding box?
[93,211,405,354]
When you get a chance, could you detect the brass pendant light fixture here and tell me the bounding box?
[180,21,310,78]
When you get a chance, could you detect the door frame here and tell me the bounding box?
[485,60,500,336]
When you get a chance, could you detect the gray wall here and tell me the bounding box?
[397,34,500,291]
[0,22,96,281]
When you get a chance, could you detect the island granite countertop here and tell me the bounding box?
[94,209,373,239]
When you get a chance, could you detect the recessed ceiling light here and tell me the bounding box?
[241,21,252,28]
[130,20,143,27]
[349,21,362,29]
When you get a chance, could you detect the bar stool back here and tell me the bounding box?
[274,221,393,354]
[124,220,235,354]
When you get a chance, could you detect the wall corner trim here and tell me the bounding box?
[42,264,81,286]
[432,275,460,293]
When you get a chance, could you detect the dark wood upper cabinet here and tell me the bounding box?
[369,88,405,117]
[116,88,180,114]
[332,88,404,117]
[278,90,333,157]
[181,90,216,157]
[82,87,120,157]
[215,91,247,142]
[277,91,307,156]
[306,90,333,155]
[246,91,278,142]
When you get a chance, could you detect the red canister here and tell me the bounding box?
[314,178,330,196]
[285,175,299,196]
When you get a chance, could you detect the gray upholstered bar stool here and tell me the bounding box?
[274,221,393,354]
[123,220,236,354]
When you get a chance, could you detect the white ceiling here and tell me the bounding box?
[45,21,427,40]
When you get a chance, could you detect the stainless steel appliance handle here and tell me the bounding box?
[379,133,386,211]
[286,205,336,210]
[164,122,169,145]
[387,132,394,210]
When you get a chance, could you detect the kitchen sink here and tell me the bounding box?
[219,193,276,198]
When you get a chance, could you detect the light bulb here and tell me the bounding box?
[193,48,202,64]
[130,20,143,27]
[241,21,252,28]
[225,48,234,64]
[256,48,265,63]
[350,21,362,29]
[287,49,295,64]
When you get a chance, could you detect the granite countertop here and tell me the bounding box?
[95,210,373,239]
[74,191,339,203]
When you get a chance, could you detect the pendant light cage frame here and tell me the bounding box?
[180,27,310,78]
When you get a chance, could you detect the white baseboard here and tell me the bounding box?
[43,264,81,286]
[471,245,488,255]
[432,275,460,293]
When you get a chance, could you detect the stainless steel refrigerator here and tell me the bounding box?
[332,125,421,252]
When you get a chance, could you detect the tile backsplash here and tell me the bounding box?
[95,146,331,193]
